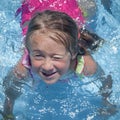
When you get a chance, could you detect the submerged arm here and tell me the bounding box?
[93,64,117,115]
[93,63,113,99]
[2,67,28,120]
[83,57,113,100]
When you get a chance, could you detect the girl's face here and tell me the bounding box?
[28,31,72,84]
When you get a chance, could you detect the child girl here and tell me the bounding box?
[1,0,115,119]
[2,10,116,120]
[14,0,102,79]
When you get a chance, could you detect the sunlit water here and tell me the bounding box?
[0,0,120,119]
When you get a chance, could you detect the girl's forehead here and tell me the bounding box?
[29,31,67,53]
[29,29,69,45]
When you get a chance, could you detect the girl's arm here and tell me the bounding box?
[82,55,112,99]
[2,66,28,119]
[82,54,97,76]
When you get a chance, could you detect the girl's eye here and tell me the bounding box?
[33,54,44,59]
[52,55,64,60]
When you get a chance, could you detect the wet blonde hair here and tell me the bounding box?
[25,10,79,56]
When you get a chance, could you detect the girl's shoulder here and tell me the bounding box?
[82,54,97,76]
[76,55,97,76]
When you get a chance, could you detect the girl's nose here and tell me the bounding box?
[41,58,54,72]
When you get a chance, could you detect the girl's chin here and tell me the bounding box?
[43,78,59,84]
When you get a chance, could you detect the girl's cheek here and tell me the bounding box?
[30,58,41,70]
[56,61,71,72]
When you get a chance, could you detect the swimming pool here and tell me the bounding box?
[0,0,120,119]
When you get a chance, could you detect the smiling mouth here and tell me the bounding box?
[42,72,57,77]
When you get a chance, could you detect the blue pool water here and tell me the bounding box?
[0,0,120,120]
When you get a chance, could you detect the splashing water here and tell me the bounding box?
[0,0,120,119]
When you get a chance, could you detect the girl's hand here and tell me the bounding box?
[13,60,28,80]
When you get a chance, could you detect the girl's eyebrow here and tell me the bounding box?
[31,49,42,52]
[53,52,67,56]
[30,50,43,55]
